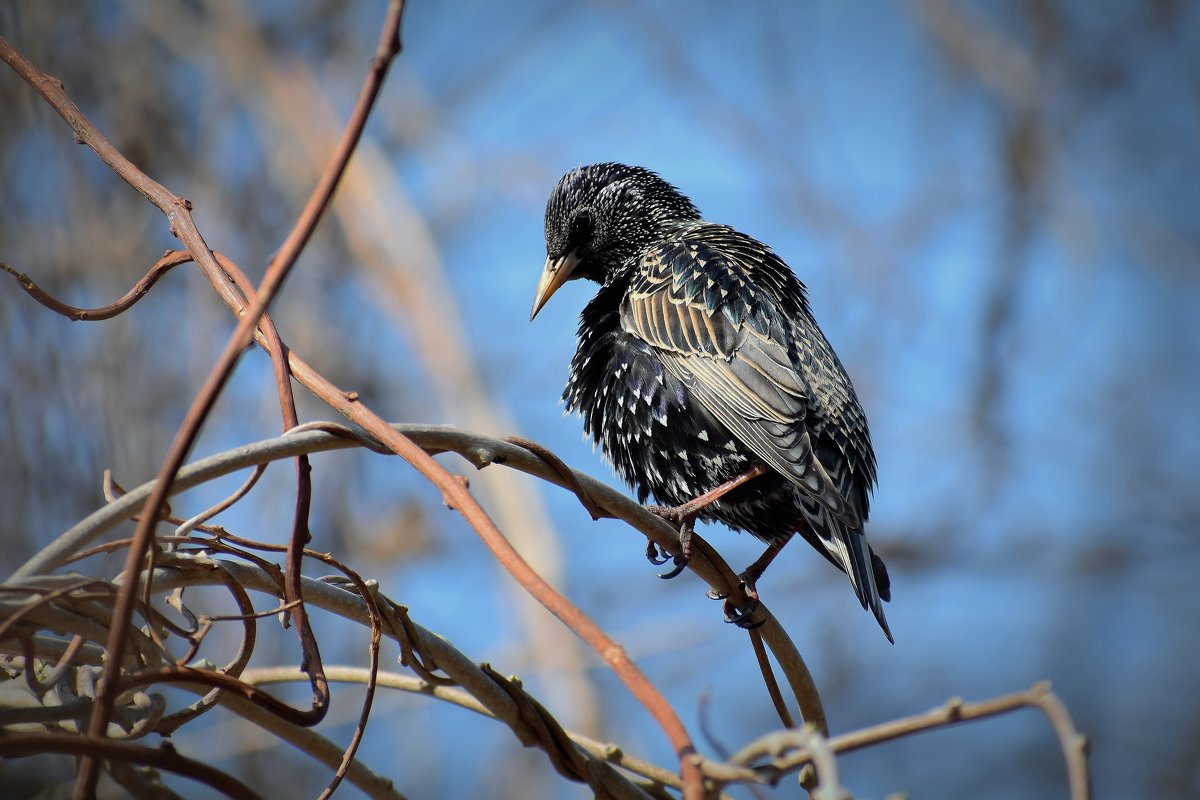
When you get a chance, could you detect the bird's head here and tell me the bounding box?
[530,163,699,320]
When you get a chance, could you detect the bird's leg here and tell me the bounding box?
[720,535,791,628]
[644,465,768,579]
[739,536,789,600]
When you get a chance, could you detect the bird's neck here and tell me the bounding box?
[579,270,629,342]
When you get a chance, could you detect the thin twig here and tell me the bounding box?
[748,628,795,729]
[730,682,1091,800]
[174,465,266,537]
[1,251,192,320]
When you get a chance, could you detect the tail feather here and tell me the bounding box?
[871,548,891,603]
[844,520,892,643]
[803,502,892,642]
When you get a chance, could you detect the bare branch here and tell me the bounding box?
[10,423,826,736]
[0,731,260,800]
[1,251,192,320]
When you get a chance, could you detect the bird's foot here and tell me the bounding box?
[644,505,697,579]
[709,539,784,627]
[722,599,765,629]
[709,568,765,629]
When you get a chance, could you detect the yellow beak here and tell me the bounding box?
[529,251,581,321]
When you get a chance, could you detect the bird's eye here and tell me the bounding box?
[567,210,594,249]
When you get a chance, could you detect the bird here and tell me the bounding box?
[530,163,892,641]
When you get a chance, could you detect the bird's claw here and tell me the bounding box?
[657,551,689,580]
[644,539,671,566]
[717,570,765,627]
[723,598,766,629]
[645,505,695,579]
[656,523,694,579]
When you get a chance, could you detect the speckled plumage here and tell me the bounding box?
[534,163,892,640]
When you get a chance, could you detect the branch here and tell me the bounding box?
[0,252,192,320]
[0,731,259,800]
[725,682,1090,799]
[240,665,709,798]
[825,683,1090,800]
[10,423,825,736]
[143,555,662,800]
[190,683,407,800]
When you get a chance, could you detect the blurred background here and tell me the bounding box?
[2,1,1198,798]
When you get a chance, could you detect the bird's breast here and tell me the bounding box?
[563,326,803,541]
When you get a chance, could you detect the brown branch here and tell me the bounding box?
[0,251,192,320]
[747,629,795,730]
[0,732,260,800]
[0,41,243,314]
[212,250,325,748]
[173,464,266,536]
[153,1,597,735]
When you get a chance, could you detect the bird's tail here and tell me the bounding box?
[806,504,892,643]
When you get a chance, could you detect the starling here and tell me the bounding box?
[531,163,892,641]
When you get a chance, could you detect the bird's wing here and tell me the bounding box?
[620,225,861,530]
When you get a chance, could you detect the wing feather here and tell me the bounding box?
[620,224,887,634]
[622,227,863,526]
